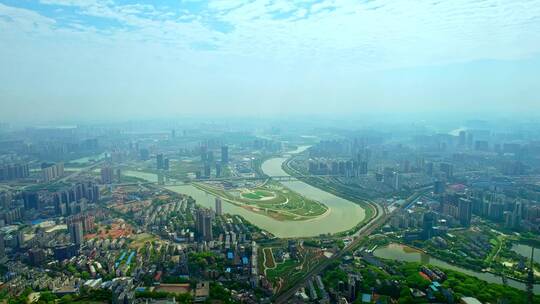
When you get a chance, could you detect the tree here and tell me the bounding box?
[59,295,73,304]
[81,271,91,280]
[404,273,430,289]
[37,292,57,303]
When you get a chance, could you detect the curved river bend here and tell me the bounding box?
[160,150,365,238]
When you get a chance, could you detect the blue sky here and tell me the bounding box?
[0,0,539,123]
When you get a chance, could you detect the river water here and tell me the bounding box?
[164,157,365,238]
[374,243,540,294]
[124,147,365,238]
[511,243,540,264]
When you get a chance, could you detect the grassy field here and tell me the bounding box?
[242,190,274,200]
[129,233,159,249]
[193,181,328,221]
[266,259,299,281]
[265,245,325,294]
[263,248,276,269]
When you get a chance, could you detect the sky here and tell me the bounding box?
[0,0,539,123]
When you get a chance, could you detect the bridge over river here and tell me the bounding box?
[115,173,348,186]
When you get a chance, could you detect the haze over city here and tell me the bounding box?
[1,0,540,123]
[1,1,540,304]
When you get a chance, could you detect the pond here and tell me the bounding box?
[373,243,540,294]
[511,243,540,264]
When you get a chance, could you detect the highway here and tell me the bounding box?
[56,160,105,183]
[107,174,358,186]
[273,190,425,303]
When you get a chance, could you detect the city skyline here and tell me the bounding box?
[1,1,540,303]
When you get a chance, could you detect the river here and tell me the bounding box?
[511,243,540,264]
[374,243,540,294]
[124,147,365,238]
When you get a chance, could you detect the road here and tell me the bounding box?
[273,190,425,303]
[56,160,105,183]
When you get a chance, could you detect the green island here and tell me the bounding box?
[192,180,329,221]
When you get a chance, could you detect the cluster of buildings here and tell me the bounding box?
[196,145,229,179]
[100,165,121,184]
[41,162,64,182]
[307,158,368,178]
[0,162,30,181]
[435,190,539,232]
[156,153,170,171]
[53,182,101,215]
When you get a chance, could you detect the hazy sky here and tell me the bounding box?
[1,0,539,123]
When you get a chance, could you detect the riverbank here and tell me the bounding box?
[374,242,540,294]
[124,151,367,238]
[281,156,378,237]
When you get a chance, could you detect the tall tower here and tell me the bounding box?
[215,198,222,216]
[458,198,472,227]
[69,221,84,246]
[101,166,114,184]
[0,233,5,258]
[196,209,213,241]
[221,146,229,164]
[156,154,164,170]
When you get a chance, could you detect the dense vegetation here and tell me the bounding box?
[321,258,539,304]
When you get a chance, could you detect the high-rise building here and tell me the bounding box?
[434,180,446,194]
[439,163,454,179]
[204,163,211,178]
[163,158,170,171]
[196,209,213,241]
[425,162,434,176]
[101,166,114,184]
[467,133,474,149]
[0,163,29,181]
[215,163,222,178]
[0,233,5,258]
[215,198,222,216]
[28,248,46,266]
[505,200,524,229]
[139,148,150,161]
[23,191,39,210]
[383,167,394,187]
[156,154,164,170]
[393,173,402,190]
[458,198,472,227]
[53,244,79,261]
[475,140,489,151]
[221,146,229,164]
[458,131,466,147]
[0,191,12,209]
[69,221,84,246]
[53,190,69,215]
[17,230,25,249]
[200,146,208,162]
[359,161,368,175]
[67,214,95,233]
[41,162,64,182]
[422,212,435,240]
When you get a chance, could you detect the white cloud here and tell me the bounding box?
[0,3,56,32]
[2,0,536,71]
[0,0,540,122]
